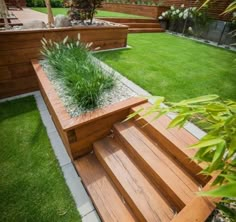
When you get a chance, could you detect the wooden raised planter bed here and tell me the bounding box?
[101,3,169,18]
[0,23,128,99]
[31,59,147,159]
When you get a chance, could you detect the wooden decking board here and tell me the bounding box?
[114,121,201,210]
[74,153,137,222]
[131,103,210,185]
[94,137,175,222]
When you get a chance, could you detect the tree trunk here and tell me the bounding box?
[0,0,10,29]
[44,0,54,28]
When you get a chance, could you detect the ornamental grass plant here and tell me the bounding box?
[41,36,115,110]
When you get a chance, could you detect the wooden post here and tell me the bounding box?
[0,0,10,29]
[44,0,54,28]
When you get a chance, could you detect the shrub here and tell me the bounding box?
[67,0,104,24]
[26,0,63,7]
[41,36,115,110]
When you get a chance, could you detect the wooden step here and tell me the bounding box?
[74,153,137,222]
[94,137,175,222]
[123,22,161,28]
[114,121,201,210]
[98,17,157,23]
[131,103,211,185]
[129,28,164,33]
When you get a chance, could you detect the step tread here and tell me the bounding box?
[131,103,210,184]
[115,121,200,208]
[94,137,175,222]
[74,154,137,222]
[132,103,198,157]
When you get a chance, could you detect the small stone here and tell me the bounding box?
[23,20,46,29]
[54,15,71,28]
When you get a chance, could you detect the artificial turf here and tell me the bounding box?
[32,7,148,18]
[95,33,236,102]
[0,96,81,222]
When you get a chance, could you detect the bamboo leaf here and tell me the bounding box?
[178,95,219,105]
[199,182,236,198]
[168,115,186,128]
[190,138,225,149]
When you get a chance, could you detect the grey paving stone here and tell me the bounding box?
[62,163,95,216]
[82,210,101,222]
[47,131,71,167]
[39,109,57,133]
[35,94,48,111]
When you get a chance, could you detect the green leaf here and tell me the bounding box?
[199,182,236,198]
[208,141,226,172]
[178,95,219,105]
[168,115,186,128]
[190,138,225,149]
[124,108,144,122]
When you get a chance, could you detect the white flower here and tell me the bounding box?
[171,6,175,10]
[181,4,184,8]
[192,7,197,11]
[176,9,180,14]
[159,16,163,20]
[162,12,165,16]
[188,26,193,31]
[183,13,188,19]
[179,12,183,18]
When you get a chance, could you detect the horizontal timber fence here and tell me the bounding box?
[0,25,128,99]
[102,0,232,21]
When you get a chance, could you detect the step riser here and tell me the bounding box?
[124,23,161,28]
[133,115,208,185]
[98,18,158,23]
[114,127,185,211]
[95,146,149,221]
[129,29,164,33]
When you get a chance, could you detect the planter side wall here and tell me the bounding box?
[0,26,128,99]
[32,60,147,159]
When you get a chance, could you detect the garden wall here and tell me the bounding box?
[101,3,169,18]
[102,1,232,21]
[0,24,128,99]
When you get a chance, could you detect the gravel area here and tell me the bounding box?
[40,59,137,117]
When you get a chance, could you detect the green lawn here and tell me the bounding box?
[95,33,236,102]
[0,96,81,222]
[32,7,148,18]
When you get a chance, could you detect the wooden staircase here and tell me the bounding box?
[98,18,165,33]
[75,102,217,222]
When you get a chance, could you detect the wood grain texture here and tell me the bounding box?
[114,120,201,211]
[170,175,221,222]
[75,153,137,222]
[101,4,169,18]
[94,137,175,222]
[101,1,232,21]
[132,103,210,185]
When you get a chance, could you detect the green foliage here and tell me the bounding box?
[128,95,236,199]
[67,0,104,24]
[27,0,63,7]
[41,36,115,111]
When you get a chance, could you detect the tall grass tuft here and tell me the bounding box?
[41,35,115,110]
